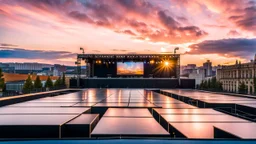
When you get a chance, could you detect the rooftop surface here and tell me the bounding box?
[0,89,255,141]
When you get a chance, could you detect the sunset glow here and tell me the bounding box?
[0,0,255,66]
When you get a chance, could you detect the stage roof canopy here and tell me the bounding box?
[78,54,180,60]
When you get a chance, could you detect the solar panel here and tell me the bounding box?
[91,117,169,137]
[104,108,152,118]
[0,107,90,115]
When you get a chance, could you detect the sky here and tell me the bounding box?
[0,0,255,66]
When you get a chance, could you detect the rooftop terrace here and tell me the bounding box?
[0,88,255,143]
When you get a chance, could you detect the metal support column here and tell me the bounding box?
[91,60,94,77]
[85,59,90,78]
[75,57,81,88]
[177,54,181,87]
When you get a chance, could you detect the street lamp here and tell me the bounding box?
[174,47,179,54]
[80,47,84,54]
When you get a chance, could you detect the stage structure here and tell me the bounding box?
[76,54,180,79]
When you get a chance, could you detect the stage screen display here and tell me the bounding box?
[117,62,144,75]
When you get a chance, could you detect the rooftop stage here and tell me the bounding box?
[77,54,180,78]
[74,53,193,88]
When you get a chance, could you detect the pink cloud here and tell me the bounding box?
[227,30,241,37]
[2,0,207,44]
[172,0,256,35]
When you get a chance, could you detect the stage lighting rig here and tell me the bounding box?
[150,60,155,64]
[164,61,169,66]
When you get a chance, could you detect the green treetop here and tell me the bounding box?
[54,77,62,87]
[238,81,247,94]
[34,76,42,89]
[0,68,5,91]
[254,77,256,94]
[61,73,66,87]
[45,76,53,88]
[23,75,34,93]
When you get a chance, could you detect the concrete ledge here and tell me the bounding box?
[0,88,83,107]
[197,90,256,99]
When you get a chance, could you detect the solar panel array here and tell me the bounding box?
[0,89,255,139]
[158,89,256,139]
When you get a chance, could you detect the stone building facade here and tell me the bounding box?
[217,56,256,94]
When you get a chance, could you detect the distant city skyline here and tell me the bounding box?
[0,0,255,66]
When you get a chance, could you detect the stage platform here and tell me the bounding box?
[70,78,195,88]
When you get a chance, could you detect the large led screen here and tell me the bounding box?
[117,62,144,75]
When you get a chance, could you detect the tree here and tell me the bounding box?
[216,81,223,91]
[201,80,207,89]
[0,68,4,92]
[211,77,217,89]
[254,77,256,94]
[61,73,66,87]
[34,76,42,89]
[238,81,247,94]
[54,77,61,88]
[207,79,211,89]
[0,68,4,91]
[199,77,223,92]
[23,75,34,93]
[45,76,53,88]
[199,80,204,89]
